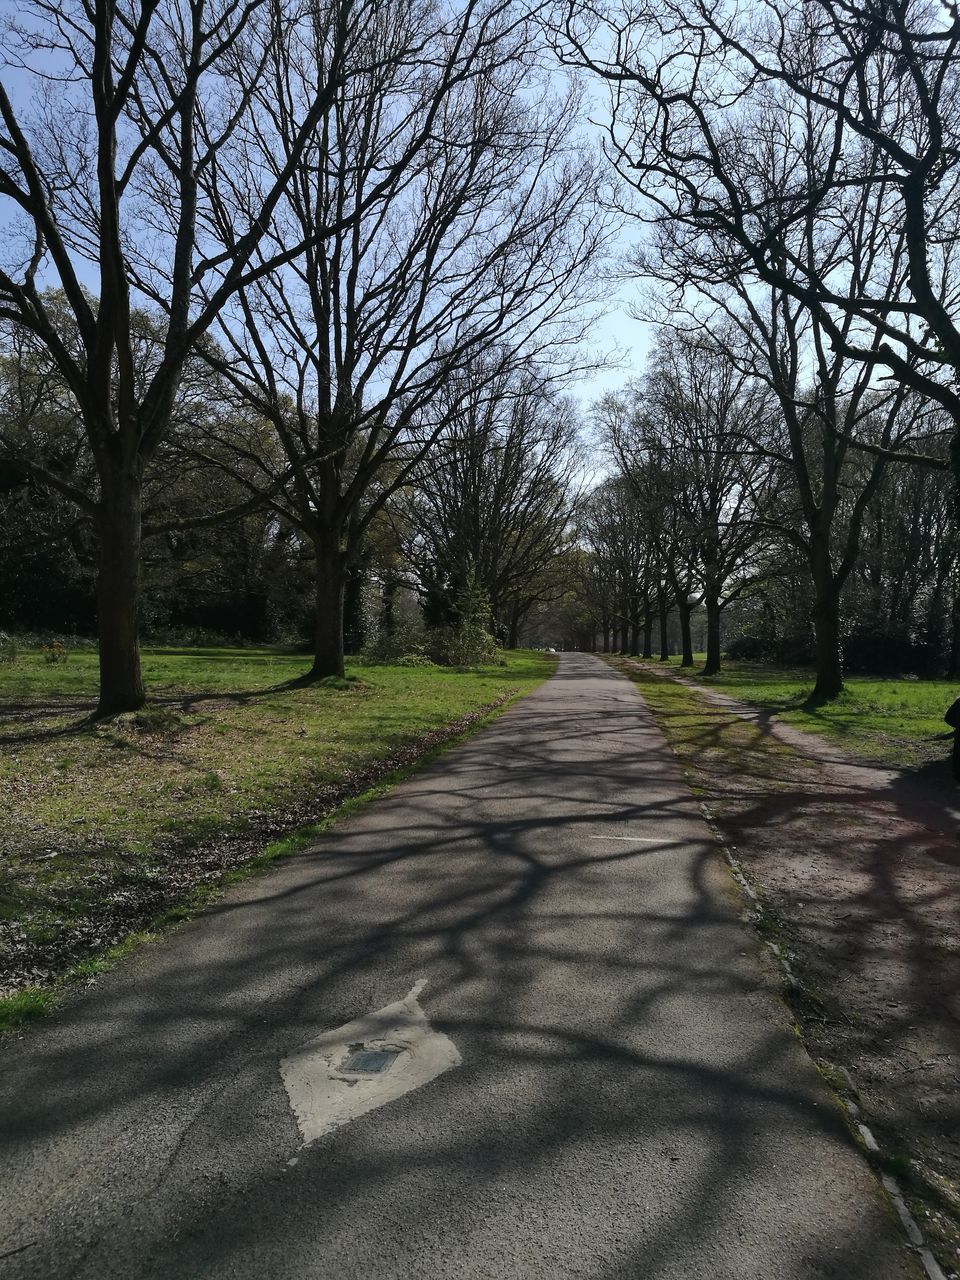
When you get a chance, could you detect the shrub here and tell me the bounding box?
[427,575,502,667]
[0,631,17,664]
[428,623,501,667]
[142,625,249,647]
[362,617,429,664]
[725,628,815,666]
[0,631,95,651]
[42,639,69,665]
[842,624,928,676]
[724,633,769,662]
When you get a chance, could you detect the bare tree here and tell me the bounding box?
[562,8,938,697]
[561,0,960,477]
[0,0,375,710]
[399,363,579,647]
[720,291,928,697]
[572,542,620,653]
[846,421,958,672]
[579,477,651,655]
[602,333,774,675]
[673,189,927,699]
[200,1,608,677]
[594,394,683,659]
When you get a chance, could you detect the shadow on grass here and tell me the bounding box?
[0,669,330,746]
[642,658,953,782]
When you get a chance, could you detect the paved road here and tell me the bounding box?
[0,654,915,1279]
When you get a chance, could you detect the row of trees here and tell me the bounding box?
[6,292,956,690]
[578,327,955,694]
[1,334,583,656]
[560,0,960,699]
[0,0,606,711]
[5,0,960,706]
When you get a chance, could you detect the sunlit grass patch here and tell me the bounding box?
[612,656,819,784]
[692,660,956,768]
[0,646,555,1003]
[0,986,55,1031]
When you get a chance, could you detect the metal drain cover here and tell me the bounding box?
[339,1049,400,1075]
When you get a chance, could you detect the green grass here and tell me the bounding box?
[610,656,817,784]
[0,645,555,1006]
[0,986,56,1031]
[631,653,956,770]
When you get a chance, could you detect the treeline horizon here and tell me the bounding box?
[6,304,957,691]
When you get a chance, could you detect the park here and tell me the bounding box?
[1,0,959,1277]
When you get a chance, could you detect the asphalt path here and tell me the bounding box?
[0,653,916,1279]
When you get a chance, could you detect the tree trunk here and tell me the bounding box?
[810,583,844,702]
[508,600,521,650]
[677,593,693,667]
[642,605,652,659]
[602,618,610,653]
[948,586,960,679]
[380,577,397,638]
[95,467,146,715]
[343,563,366,655]
[703,595,721,676]
[921,573,948,676]
[629,613,640,656]
[312,535,348,678]
[658,592,669,661]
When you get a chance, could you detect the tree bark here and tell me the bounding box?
[601,618,610,653]
[950,433,960,679]
[948,586,960,679]
[658,591,669,661]
[380,577,397,639]
[343,563,366,655]
[642,604,652,659]
[508,600,521,650]
[312,535,348,678]
[703,595,721,676]
[811,586,844,702]
[921,573,947,676]
[677,593,693,667]
[805,534,844,701]
[95,466,146,716]
[629,613,640,656]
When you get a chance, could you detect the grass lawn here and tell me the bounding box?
[0,646,555,1015]
[610,656,817,787]
[637,653,957,769]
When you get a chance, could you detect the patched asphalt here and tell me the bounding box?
[0,653,917,1278]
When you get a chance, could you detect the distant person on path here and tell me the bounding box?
[945,698,960,780]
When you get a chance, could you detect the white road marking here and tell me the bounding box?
[588,835,671,843]
[280,979,460,1147]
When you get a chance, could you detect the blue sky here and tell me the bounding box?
[578,304,650,404]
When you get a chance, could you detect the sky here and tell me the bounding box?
[0,7,652,428]
[577,303,651,404]
[565,73,656,411]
